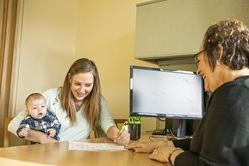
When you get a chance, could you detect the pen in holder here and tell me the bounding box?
[128,116,141,140]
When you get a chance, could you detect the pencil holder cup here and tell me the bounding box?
[128,116,141,140]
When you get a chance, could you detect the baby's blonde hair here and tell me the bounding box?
[25,93,45,110]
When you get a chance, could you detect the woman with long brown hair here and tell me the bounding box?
[9,58,129,145]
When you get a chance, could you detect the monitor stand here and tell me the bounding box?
[152,118,187,138]
[174,119,187,137]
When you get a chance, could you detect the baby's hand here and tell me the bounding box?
[18,127,30,138]
[47,128,56,138]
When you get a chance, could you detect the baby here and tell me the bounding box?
[17,93,61,142]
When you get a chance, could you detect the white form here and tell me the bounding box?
[68,141,126,151]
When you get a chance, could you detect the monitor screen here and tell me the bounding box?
[130,66,204,119]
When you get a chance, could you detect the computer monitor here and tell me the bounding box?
[130,66,204,136]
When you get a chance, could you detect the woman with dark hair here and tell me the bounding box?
[127,19,249,165]
[9,58,129,145]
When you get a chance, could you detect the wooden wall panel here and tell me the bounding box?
[0,0,18,147]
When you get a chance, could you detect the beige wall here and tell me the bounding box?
[11,0,156,133]
[75,0,156,131]
[11,0,78,114]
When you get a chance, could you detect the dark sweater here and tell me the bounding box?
[175,76,249,166]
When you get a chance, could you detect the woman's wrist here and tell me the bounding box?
[107,126,119,140]
[168,148,184,165]
[27,130,57,144]
[27,130,44,143]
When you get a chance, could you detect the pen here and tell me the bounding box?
[118,121,128,135]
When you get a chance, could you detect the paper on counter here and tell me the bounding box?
[68,141,126,151]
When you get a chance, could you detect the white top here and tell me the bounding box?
[8,88,115,141]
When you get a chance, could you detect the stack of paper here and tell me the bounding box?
[68,141,126,151]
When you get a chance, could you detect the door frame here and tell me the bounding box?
[0,0,18,147]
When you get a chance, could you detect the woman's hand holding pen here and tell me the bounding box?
[107,126,130,146]
[115,121,130,146]
[114,130,130,146]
